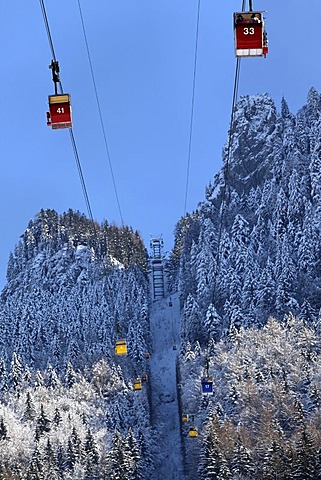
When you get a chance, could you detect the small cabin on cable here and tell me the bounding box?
[234,11,268,57]
[145,352,150,359]
[134,379,143,391]
[189,427,198,438]
[141,374,148,382]
[47,94,72,129]
[115,339,127,356]
[182,414,189,423]
[201,377,214,396]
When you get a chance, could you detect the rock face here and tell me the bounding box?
[170,88,321,344]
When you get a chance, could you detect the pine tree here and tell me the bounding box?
[9,351,22,391]
[23,391,37,421]
[65,361,76,388]
[26,444,43,480]
[291,428,316,479]
[0,417,8,440]
[0,357,8,392]
[106,430,131,480]
[36,404,51,436]
[182,294,202,344]
[230,435,255,479]
[262,440,288,479]
[84,428,99,479]
[204,304,222,341]
[52,407,62,427]
[46,364,60,389]
[43,437,60,479]
[126,428,142,480]
[65,438,77,472]
[198,421,231,479]
[127,319,146,364]
[55,443,65,478]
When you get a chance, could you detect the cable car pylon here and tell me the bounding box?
[150,237,165,300]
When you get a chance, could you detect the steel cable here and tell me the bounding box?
[183,0,201,216]
[76,0,125,226]
[39,0,96,225]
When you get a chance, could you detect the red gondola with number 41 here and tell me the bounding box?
[47,94,72,129]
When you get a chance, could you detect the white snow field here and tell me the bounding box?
[149,293,187,480]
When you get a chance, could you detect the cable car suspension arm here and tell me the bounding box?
[49,60,60,95]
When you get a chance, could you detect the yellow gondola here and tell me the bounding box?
[189,427,198,438]
[182,414,189,422]
[115,339,127,356]
[133,379,142,391]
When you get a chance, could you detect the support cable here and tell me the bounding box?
[39,0,57,62]
[69,129,95,222]
[39,0,96,225]
[183,0,201,216]
[76,0,125,226]
[212,0,245,305]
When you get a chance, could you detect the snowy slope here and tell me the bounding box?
[149,293,186,480]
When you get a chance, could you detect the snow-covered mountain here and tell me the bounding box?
[172,88,321,346]
[0,209,158,478]
[3,88,321,478]
[171,88,321,479]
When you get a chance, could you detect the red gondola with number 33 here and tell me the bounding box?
[234,11,268,58]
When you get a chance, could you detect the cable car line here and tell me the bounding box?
[76,0,125,227]
[212,2,246,305]
[39,0,95,225]
[69,130,95,223]
[183,0,201,216]
[212,59,242,303]
[39,0,57,63]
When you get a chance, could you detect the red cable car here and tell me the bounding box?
[47,94,72,129]
[234,11,268,58]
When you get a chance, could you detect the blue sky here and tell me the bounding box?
[0,0,320,287]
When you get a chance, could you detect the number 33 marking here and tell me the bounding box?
[243,27,255,35]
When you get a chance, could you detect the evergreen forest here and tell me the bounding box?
[2,89,321,478]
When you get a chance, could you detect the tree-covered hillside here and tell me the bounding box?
[0,209,157,479]
[171,88,321,347]
[180,316,321,479]
[169,88,321,479]
[3,87,321,479]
